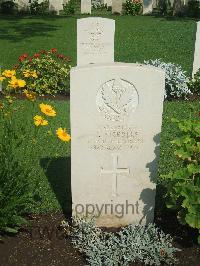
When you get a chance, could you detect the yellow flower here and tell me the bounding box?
[39,103,56,117]
[33,115,48,126]
[23,70,38,78]
[23,70,31,78]
[8,77,26,89]
[18,79,26,88]
[56,127,71,142]
[31,70,38,78]
[0,76,5,82]
[9,77,19,89]
[2,70,16,78]
[23,89,36,101]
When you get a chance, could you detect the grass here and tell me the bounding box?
[0,99,199,214]
[0,14,197,74]
[0,14,199,214]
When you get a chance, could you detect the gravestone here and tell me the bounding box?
[15,0,29,10]
[112,0,122,14]
[49,0,64,15]
[143,0,153,14]
[81,0,92,14]
[193,21,200,77]
[77,18,115,66]
[71,63,165,227]
[103,0,112,6]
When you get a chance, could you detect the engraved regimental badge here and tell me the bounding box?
[96,78,139,121]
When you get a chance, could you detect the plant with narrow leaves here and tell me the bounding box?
[63,217,179,265]
[188,68,200,95]
[144,59,191,99]
[160,113,200,244]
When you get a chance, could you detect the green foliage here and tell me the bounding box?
[16,49,71,95]
[63,0,76,15]
[0,0,16,14]
[160,114,200,243]
[0,99,35,237]
[30,0,49,15]
[188,69,200,95]
[187,0,200,18]
[125,0,142,15]
[63,218,179,266]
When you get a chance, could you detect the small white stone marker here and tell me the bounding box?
[71,63,165,227]
[77,17,115,66]
[112,0,122,14]
[143,0,153,15]
[193,21,200,77]
[81,0,92,14]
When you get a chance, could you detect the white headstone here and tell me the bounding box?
[143,0,153,14]
[14,0,29,10]
[193,21,200,77]
[49,0,63,14]
[103,0,112,6]
[112,0,122,14]
[77,17,115,66]
[81,0,92,14]
[71,63,165,227]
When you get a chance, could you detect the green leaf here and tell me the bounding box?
[185,212,200,229]
[4,227,19,234]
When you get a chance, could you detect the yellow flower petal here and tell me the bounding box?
[39,103,56,117]
[34,115,48,126]
[56,127,71,142]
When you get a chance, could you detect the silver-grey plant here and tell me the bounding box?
[63,217,179,266]
[144,59,191,99]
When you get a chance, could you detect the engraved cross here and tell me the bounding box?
[101,154,130,197]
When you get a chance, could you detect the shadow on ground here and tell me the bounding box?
[40,156,72,217]
[0,15,64,42]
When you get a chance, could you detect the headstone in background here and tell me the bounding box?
[49,0,64,15]
[81,0,92,14]
[103,0,112,7]
[71,63,165,227]
[112,0,122,14]
[14,0,29,10]
[193,21,200,77]
[77,17,115,66]
[143,0,153,14]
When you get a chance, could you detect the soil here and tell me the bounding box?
[0,212,199,266]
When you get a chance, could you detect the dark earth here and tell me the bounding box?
[0,211,199,266]
[0,93,199,265]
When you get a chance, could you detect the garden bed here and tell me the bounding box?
[0,212,199,266]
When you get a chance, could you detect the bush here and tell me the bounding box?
[0,0,16,14]
[62,218,179,266]
[158,0,171,15]
[63,0,76,15]
[30,0,49,15]
[92,0,102,9]
[144,59,191,99]
[125,0,142,15]
[160,115,200,244]
[0,98,35,237]
[15,49,71,96]
[188,69,200,95]
[187,0,200,18]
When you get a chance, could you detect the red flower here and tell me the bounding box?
[34,53,40,58]
[40,50,47,54]
[18,53,29,62]
[29,57,33,62]
[57,54,64,59]
[50,48,57,53]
